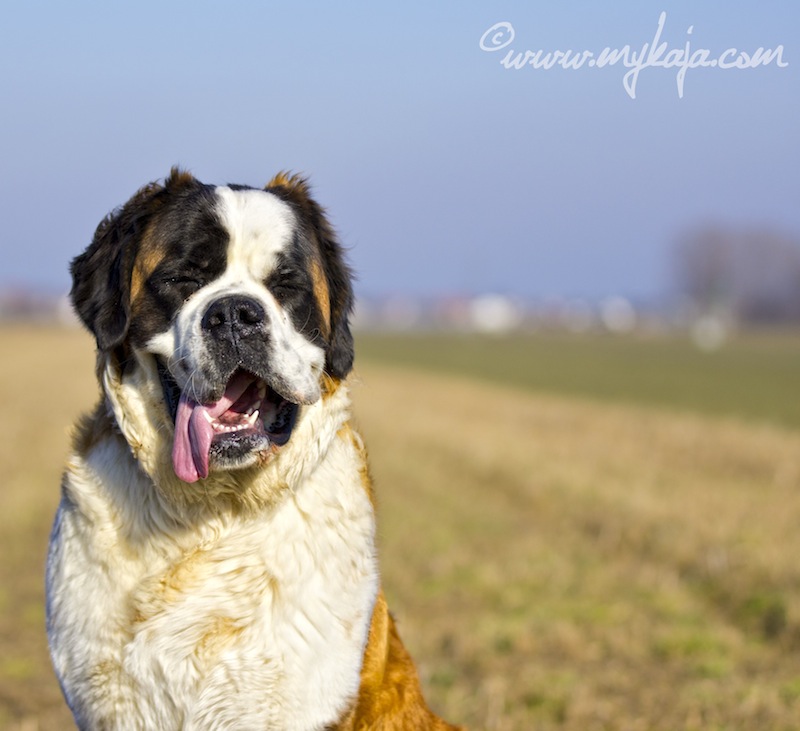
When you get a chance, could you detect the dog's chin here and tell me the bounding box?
[156,359,300,479]
[208,432,274,472]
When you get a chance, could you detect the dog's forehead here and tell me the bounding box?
[214,186,296,279]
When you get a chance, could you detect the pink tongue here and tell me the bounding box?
[171,372,256,483]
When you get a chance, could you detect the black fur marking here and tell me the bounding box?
[265,236,328,350]
[129,200,229,347]
[71,193,149,353]
[70,170,221,353]
[156,358,181,422]
[266,182,355,379]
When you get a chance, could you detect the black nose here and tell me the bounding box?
[202,295,266,337]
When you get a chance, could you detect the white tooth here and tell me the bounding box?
[203,411,214,423]
[247,410,259,426]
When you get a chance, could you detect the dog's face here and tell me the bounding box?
[71,169,353,483]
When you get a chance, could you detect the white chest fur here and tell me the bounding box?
[46,431,378,731]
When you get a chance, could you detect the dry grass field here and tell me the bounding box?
[2,326,800,730]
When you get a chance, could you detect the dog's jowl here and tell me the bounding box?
[46,169,462,730]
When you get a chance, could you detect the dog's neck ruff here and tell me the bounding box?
[49,355,377,730]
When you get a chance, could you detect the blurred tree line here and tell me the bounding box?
[675,227,800,325]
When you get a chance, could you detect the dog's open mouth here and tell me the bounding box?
[160,366,299,483]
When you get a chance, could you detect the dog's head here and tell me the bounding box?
[71,169,354,484]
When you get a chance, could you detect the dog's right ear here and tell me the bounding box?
[265,172,355,380]
[71,168,196,352]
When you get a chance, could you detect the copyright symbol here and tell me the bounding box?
[479,22,515,52]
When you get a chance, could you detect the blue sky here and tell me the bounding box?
[1,1,797,301]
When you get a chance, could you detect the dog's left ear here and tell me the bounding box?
[266,173,355,380]
[70,184,158,353]
[71,168,199,354]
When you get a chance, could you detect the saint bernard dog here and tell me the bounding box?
[46,169,462,730]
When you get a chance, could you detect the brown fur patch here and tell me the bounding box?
[265,171,311,198]
[129,227,165,308]
[165,166,198,190]
[334,592,462,730]
[311,257,331,335]
[264,171,322,226]
[88,659,124,704]
[338,423,376,509]
[129,547,212,627]
[195,616,245,664]
[321,372,343,399]
[159,547,208,599]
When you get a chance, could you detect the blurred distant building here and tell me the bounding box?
[0,287,63,322]
[468,294,522,334]
[600,296,637,333]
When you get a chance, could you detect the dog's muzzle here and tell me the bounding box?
[164,294,301,484]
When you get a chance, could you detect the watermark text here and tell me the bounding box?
[479,12,788,99]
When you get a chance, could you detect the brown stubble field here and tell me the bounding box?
[2,326,800,730]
